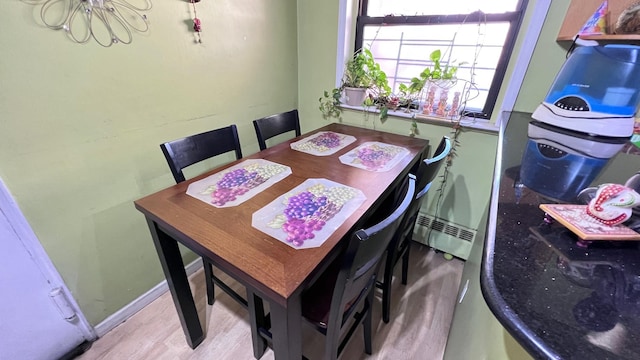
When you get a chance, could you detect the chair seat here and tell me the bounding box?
[302,259,359,329]
[302,261,340,328]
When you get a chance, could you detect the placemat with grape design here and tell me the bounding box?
[338,141,410,172]
[290,131,356,156]
[186,159,292,208]
[251,178,366,249]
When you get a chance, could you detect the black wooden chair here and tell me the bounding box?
[160,125,247,308]
[377,136,452,323]
[253,109,301,150]
[248,174,416,360]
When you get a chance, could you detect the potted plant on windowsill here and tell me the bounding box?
[342,50,370,106]
[319,48,391,120]
[398,49,463,113]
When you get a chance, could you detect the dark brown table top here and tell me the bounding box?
[135,123,428,306]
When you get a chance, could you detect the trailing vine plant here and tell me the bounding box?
[402,48,466,137]
[422,17,486,248]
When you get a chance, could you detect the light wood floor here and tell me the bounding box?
[78,243,464,360]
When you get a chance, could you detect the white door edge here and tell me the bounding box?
[496,0,553,127]
[0,177,97,341]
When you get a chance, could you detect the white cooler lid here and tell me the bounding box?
[528,120,627,159]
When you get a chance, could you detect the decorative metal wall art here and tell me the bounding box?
[35,0,152,47]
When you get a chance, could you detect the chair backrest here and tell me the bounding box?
[415,135,452,198]
[395,136,452,246]
[327,175,416,335]
[160,125,243,183]
[253,109,301,150]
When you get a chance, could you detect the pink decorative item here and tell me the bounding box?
[436,88,449,116]
[449,91,461,117]
[422,84,437,115]
[191,0,202,43]
[540,204,640,240]
[586,183,640,225]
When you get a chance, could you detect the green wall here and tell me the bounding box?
[444,193,533,360]
[0,0,575,341]
[0,0,298,325]
[444,1,574,359]
[514,3,572,112]
[298,0,499,258]
[295,2,569,358]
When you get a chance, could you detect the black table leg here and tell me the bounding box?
[248,289,268,359]
[146,218,204,349]
[270,297,302,360]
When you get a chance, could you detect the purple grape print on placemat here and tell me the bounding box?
[210,169,262,206]
[309,132,341,149]
[356,144,401,171]
[339,142,409,172]
[271,183,355,246]
[294,132,342,153]
[200,163,288,206]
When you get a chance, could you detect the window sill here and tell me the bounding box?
[340,104,500,134]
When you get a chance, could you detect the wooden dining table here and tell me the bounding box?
[134,123,428,360]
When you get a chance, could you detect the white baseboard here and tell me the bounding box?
[94,258,204,337]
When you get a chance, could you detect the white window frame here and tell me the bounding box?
[335,0,552,130]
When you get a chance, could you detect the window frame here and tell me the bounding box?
[353,0,529,120]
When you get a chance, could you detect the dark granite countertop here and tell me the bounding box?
[481,112,640,360]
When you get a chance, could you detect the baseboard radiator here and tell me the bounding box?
[414,213,477,244]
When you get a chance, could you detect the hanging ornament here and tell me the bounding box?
[191,0,202,43]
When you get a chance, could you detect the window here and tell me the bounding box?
[355,0,528,119]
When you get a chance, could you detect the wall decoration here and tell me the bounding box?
[33,0,152,47]
[579,0,608,36]
[190,0,202,43]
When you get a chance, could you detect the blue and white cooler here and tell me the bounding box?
[520,121,627,202]
[532,44,640,138]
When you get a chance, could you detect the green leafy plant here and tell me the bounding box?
[343,48,391,92]
[342,49,371,88]
[319,48,391,120]
[399,49,464,100]
[318,88,342,120]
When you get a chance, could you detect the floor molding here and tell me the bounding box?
[94,258,204,337]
